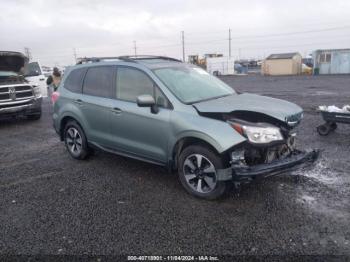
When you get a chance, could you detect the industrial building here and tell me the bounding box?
[261,52,302,76]
[313,48,350,74]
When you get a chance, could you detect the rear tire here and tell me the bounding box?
[64,120,89,160]
[178,144,229,200]
[330,122,337,130]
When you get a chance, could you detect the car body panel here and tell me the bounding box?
[167,108,246,157]
[193,93,303,124]
[109,99,171,163]
[0,51,27,73]
[79,95,116,146]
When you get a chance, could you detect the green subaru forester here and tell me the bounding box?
[52,56,318,199]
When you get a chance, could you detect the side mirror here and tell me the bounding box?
[137,94,155,107]
[137,94,158,114]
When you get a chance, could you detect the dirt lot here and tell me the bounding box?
[0,75,349,257]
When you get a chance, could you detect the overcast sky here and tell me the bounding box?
[1,0,350,66]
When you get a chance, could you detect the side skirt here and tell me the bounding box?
[89,141,166,167]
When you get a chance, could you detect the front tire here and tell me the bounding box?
[64,120,89,160]
[178,145,229,200]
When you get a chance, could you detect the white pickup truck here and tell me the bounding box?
[0,51,42,120]
[25,61,48,97]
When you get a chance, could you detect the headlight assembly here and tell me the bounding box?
[230,122,284,144]
[32,85,42,98]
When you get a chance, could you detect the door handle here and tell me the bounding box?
[111,107,122,114]
[74,99,83,105]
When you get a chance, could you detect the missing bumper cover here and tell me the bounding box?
[217,149,319,181]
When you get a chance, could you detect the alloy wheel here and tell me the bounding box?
[66,127,83,155]
[182,154,217,193]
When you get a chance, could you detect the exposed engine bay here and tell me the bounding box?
[199,111,301,166]
[240,135,296,165]
[229,114,299,166]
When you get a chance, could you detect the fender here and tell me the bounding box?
[57,103,89,139]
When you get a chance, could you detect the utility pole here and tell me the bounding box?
[181,31,185,62]
[73,48,77,63]
[24,47,32,61]
[229,28,232,59]
[133,41,137,56]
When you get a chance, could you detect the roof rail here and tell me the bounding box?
[76,56,135,64]
[76,55,182,65]
[118,55,182,62]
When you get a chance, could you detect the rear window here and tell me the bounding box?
[83,66,114,98]
[64,68,86,93]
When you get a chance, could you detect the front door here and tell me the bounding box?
[109,66,171,164]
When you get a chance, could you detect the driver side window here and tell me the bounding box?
[116,67,170,108]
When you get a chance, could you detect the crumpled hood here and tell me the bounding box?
[193,93,303,124]
[0,51,28,74]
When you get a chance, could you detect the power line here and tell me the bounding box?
[33,24,350,56]
[229,25,350,40]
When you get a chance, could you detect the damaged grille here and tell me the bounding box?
[0,84,34,106]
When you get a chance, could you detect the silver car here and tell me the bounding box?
[53,56,318,199]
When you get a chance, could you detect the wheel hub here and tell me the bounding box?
[66,127,82,155]
[183,154,217,193]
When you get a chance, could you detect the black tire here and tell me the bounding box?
[178,144,229,200]
[330,122,337,130]
[317,124,331,136]
[63,120,89,160]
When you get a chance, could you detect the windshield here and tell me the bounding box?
[153,66,235,103]
[25,62,42,77]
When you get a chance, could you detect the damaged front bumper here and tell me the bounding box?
[217,149,319,182]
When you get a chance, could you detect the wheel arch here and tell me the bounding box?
[59,115,85,141]
[170,135,229,170]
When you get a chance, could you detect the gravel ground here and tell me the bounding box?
[0,75,349,258]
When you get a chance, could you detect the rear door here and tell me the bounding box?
[80,66,116,146]
[109,66,172,164]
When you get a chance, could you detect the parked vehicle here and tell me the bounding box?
[52,56,318,199]
[25,61,48,97]
[317,106,350,136]
[42,66,53,77]
[206,57,235,75]
[0,51,42,120]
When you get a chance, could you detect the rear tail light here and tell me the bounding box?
[51,91,60,105]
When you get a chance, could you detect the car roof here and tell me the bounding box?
[74,56,187,70]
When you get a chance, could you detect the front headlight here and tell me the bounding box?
[32,85,42,98]
[231,123,284,144]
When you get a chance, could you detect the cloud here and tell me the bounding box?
[1,0,350,65]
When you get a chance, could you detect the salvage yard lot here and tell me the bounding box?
[0,74,349,256]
